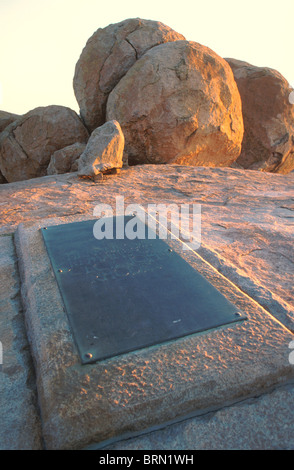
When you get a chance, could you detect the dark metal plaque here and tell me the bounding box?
[41,217,246,364]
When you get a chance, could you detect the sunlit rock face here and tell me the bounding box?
[107,40,244,167]
[225,58,294,174]
[0,105,89,182]
[73,18,185,133]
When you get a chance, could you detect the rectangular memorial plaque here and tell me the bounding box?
[41,217,246,364]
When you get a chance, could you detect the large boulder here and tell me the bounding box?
[106,40,244,167]
[77,120,124,178]
[225,58,294,174]
[0,105,89,182]
[73,18,185,132]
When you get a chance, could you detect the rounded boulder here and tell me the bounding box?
[106,40,244,167]
[225,58,294,174]
[73,18,185,132]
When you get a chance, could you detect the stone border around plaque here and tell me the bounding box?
[14,213,294,450]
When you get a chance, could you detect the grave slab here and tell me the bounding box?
[14,214,294,450]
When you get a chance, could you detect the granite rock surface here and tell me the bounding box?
[107,41,244,167]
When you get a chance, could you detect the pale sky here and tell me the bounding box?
[0,0,293,116]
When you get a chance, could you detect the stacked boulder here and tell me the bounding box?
[73,18,186,132]
[0,18,293,182]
